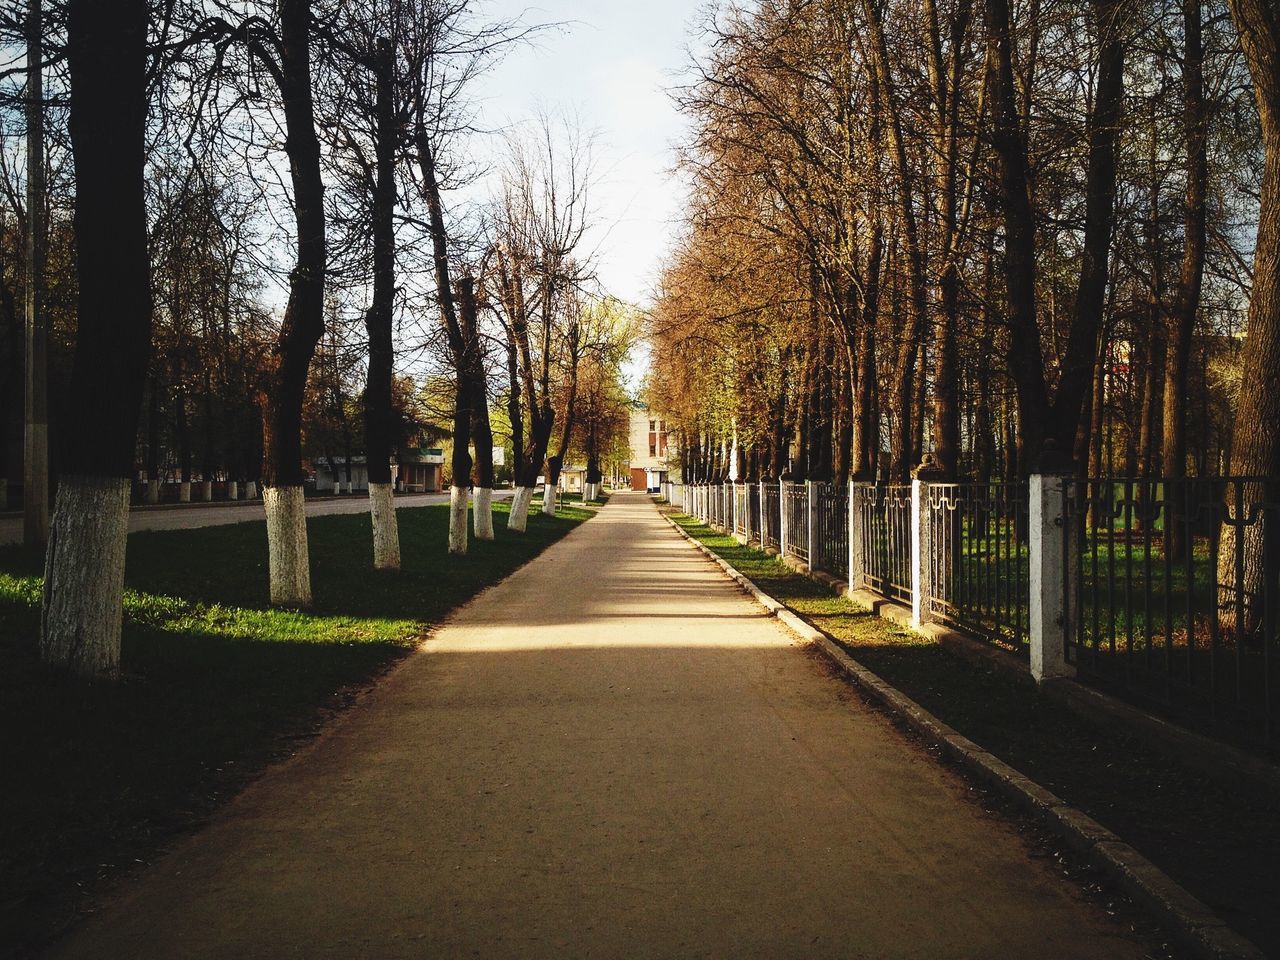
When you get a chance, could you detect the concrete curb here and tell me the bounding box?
[660,511,1265,960]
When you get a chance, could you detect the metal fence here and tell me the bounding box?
[761,483,781,551]
[855,483,913,604]
[1064,476,1279,746]
[812,482,849,578]
[926,482,1030,653]
[733,483,749,539]
[672,473,1278,750]
[747,483,762,543]
[783,482,809,562]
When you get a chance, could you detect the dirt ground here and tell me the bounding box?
[46,492,1154,959]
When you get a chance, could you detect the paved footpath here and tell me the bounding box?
[0,489,513,545]
[48,492,1149,959]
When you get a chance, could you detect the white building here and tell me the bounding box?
[627,403,670,491]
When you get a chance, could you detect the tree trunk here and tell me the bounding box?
[460,278,495,541]
[1163,0,1206,560]
[264,486,311,606]
[24,0,49,547]
[42,476,130,677]
[987,0,1049,469]
[363,37,400,570]
[41,0,151,678]
[261,0,325,607]
[1049,0,1125,449]
[1219,0,1280,631]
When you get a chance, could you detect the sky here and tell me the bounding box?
[467,1,700,310]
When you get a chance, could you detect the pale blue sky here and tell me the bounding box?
[470,1,701,309]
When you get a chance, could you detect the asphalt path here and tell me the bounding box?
[47,492,1151,959]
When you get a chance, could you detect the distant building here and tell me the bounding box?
[627,403,670,491]
[313,447,445,494]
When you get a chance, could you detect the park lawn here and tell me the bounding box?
[669,511,1280,958]
[0,500,592,957]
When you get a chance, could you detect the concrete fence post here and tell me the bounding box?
[779,480,789,558]
[911,459,946,629]
[910,477,930,628]
[848,480,863,593]
[1030,470,1076,682]
[752,483,762,545]
[807,480,817,571]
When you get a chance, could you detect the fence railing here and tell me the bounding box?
[671,473,1277,749]
[783,482,809,562]
[761,483,781,551]
[926,482,1030,653]
[1064,476,1278,747]
[855,483,913,604]
[748,482,761,543]
[733,483,749,539]
[812,481,849,578]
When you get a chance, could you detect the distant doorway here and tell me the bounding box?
[631,468,647,491]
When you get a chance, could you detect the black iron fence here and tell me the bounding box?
[812,482,849,578]
[926,482,1030,653]
[1064,476,1279,747]
[855,483,913,604]
[783,482,809,562]
[733,483,749,539]
[748,482,761,543]
[673,473,1278,750]
[762,483,781,551]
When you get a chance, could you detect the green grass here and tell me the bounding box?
[0,500,591,957]
[669,511,1280,957]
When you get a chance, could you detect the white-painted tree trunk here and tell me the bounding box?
[507,486,534,532]
[146,479,160,504]
[344,480,353,495]
[263,485,312,607]
[40,474,130,679]
[368,481,400,570]
[200,480,212,501]
[227,480,239,501]
[541,482,556,516]
[473,487,494,540]
[448,485,469,554]
[245,480,258,499]
[178,481,191,503]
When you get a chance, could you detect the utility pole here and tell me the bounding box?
[24,0,48,547]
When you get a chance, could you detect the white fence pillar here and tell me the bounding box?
[911,461,947,628]
[848,480,863,593]
[752,481,762,547]
[1030,470,1075,682]
[910,477,930,627]
[806,480,816,571]
[779,480,789,557]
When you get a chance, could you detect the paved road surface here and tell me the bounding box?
[47,492,1150,959]
[0,489,514,546]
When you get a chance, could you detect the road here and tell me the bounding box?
[47,492,1150,959]
[0,489,514,546]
